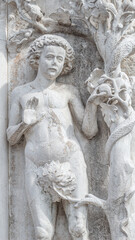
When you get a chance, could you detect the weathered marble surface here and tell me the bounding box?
[8,33,109,240]
[0,1,8,240]
[8,34,95,240]
[68,1,135,239]
[0,0,135,239]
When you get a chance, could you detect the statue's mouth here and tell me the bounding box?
[49,68,57,72]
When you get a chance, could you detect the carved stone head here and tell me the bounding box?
[27,34,75,76]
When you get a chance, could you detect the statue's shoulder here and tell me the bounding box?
[57,83,78,94]
[56,83,79,100]
[11,82,34,101]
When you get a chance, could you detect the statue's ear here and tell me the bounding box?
[32,54,40,70]
[129,76,135,90]
[36,58,40,67]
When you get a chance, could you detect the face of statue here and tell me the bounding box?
[38,45,66,81]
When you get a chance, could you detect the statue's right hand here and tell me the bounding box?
[26,97,39,110]
[22,109,38,125]
[23,97,41,125]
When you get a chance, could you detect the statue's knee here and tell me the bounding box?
[69,223,86,238]
[36,227,52,240]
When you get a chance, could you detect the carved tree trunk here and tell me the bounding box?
[106,131,135,240]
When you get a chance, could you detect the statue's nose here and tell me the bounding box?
[52,57,57,65]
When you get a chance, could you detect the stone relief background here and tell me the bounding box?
[0,1,8,240]
[3,0,135,239]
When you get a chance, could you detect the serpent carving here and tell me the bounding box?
[105,111,135,162]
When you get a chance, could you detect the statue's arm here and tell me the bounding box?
[69,86,85,129]
[7,88,30,145]
[7,122,31,146]
[69,86,98,139]
[82,100,98,139]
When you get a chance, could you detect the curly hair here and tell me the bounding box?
[27,34,75,75]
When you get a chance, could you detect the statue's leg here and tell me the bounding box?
[25,158,57,240]
[63,201,89,240]
[63,150,89,240]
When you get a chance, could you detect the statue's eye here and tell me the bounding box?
[46,55,54,60]
[57,56,64,62]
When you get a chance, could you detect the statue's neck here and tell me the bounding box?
[34,71,56,90]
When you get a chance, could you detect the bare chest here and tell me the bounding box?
[20,89,68,111]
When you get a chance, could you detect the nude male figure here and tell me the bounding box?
[7,35,96,240]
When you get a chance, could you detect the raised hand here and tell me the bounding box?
[23,97,39,125]
[26,97,39,110]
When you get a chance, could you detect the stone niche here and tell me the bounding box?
[0,0,135,240]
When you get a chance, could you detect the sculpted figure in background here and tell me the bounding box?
[77,69,135,240]
[7,35,95,240]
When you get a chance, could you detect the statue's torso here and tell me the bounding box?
[20,84,82,165]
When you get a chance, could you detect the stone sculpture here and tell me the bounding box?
[66,1,135,239]
[4,0,135,239]
[7,34,96,240]
[41,1,135,239]
[77,70,135,239]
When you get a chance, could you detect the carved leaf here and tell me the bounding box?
[23,1,43,20]
[100,103,118,128]
[68,0,85,17]
[91,7,100,17]
[103,1,117,16]
[7,28,35,53]
[5,0,22,8]
[122,0,135,11]
[37,161,77,202]
[82,0,96,9]
[50,8,71,26]
[86,68,104,93]
[120,12,135,30]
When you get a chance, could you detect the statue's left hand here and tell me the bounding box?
[87,87,108,105]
